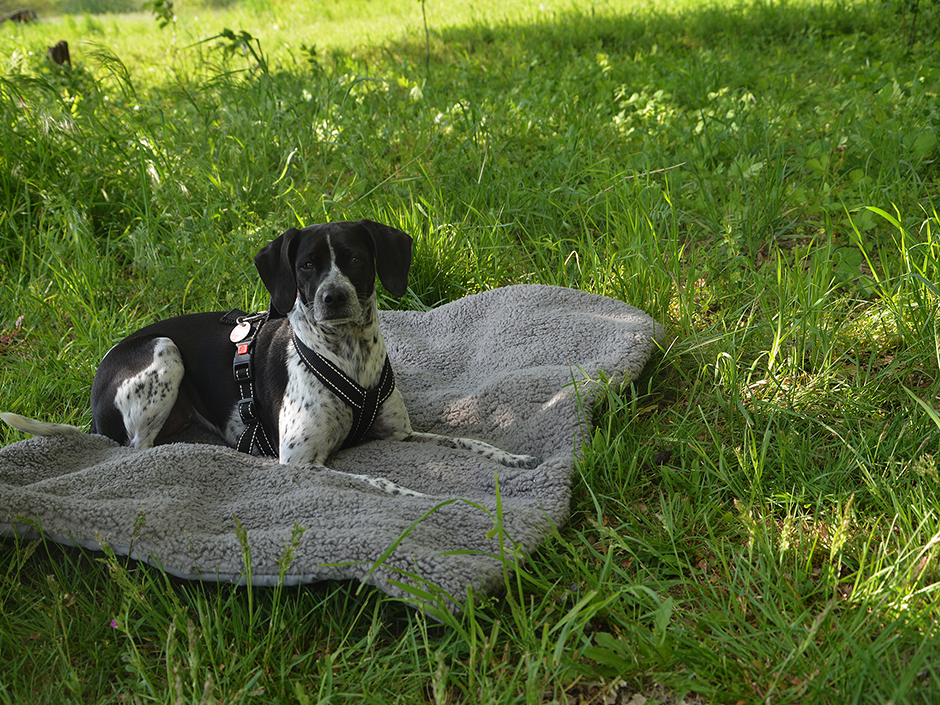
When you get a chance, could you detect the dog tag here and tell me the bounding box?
[230,322,251,343]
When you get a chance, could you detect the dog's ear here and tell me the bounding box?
[356,219,413,298]
[254,228,301,316]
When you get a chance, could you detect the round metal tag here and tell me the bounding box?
[229,322,251,343]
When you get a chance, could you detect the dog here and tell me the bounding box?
[1,219,539,469]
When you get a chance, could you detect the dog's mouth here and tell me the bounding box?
[319,298,365,326]
[293,297,366,329]
[318,312,356,326]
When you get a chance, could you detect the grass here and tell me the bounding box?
[1,0,940,701]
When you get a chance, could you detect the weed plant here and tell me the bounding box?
[1,0,939,702]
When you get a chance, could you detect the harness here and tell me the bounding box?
[291,333,396,450]
[224,310,278,457]
[221,309,396,457]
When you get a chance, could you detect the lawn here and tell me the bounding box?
[1,0,939,702]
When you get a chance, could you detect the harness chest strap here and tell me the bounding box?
[291,333,396,450]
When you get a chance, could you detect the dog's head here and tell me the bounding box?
[254,219,413,323]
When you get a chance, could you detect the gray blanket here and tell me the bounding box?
[0,285,663,605]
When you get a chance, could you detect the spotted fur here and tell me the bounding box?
[112,337,185,449]
[1,219,540,479]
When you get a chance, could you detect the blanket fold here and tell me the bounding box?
[0,285,664,603]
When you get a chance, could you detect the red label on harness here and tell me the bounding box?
[237,343,250,355]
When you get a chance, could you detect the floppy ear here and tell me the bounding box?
[356,219,413,298]
[254,228,301,316]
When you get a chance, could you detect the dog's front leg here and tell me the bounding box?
[369,388,415,441]
[406,432,541,469]
[277,393,350,466]
[372,390,540,469]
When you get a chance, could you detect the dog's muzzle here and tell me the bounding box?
[311,277,362,324]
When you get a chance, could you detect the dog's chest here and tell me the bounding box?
[276,328,386,464]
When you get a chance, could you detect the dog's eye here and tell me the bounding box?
[350,256,363,266]
[300,261,315,271]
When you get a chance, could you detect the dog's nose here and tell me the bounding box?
[321,287,348,308]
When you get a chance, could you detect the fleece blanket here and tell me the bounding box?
[0,285,664,605]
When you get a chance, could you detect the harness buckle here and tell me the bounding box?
[233,353,253,381]
[238,397,256,422]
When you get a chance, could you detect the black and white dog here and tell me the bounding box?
[1,219,538,469]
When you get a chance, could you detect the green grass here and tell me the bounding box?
[2,0,940,702]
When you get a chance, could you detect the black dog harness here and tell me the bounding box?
[222,310,395,457]
[225,310,278,457]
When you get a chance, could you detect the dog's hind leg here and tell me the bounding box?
[2,337,186,448]
[106,337,186,449]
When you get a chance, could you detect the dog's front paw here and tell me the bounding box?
[505,454,540,469]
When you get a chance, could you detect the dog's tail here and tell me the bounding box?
[0,412,84,438]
